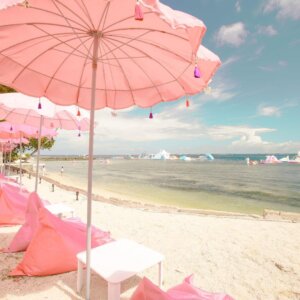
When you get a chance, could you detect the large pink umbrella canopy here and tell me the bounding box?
[0,0,209,109]
[0,2,221,298]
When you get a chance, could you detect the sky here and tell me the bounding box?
[49,0,300,155]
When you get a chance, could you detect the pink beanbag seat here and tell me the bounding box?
[10,207,113,276]
[4,192,44,252]
[0,183,29,225]
[131,275,234,300]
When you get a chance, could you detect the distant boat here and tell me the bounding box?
[279,155,290,163]
[289,151,300,164]
[260,155,281,164]
[198,153,214,161]
[152,150,170,160]
[179,155,192,161]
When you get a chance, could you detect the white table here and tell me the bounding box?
[45,203,75,218]
[77,239,164,300]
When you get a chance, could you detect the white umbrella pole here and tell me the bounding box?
[35,116,44,192]
[0,143,3,174]
[19,134,23,185]
[86,35,99,300]
[8,140,12,176]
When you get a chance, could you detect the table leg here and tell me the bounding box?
[108,282,121,300]
[77,260,84,293]
[158,261,163,288]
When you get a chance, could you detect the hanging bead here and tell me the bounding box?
[194,65,201,78]
[77,108,81,117]
[186,99,190,107]
[10,126,13,131]
[135,0,144,21]
[50,122,54,128]
[149,112,153,119]
[78,132,81,137]
[38,99,42,109]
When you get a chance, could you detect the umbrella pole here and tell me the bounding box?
[8,140,12,176]
[35,116,44,192]
[0,143,3,174]
[19,134,23,186]
[86,35,99,300]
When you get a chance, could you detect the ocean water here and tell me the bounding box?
[42,157,300,215]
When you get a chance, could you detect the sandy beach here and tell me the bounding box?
[0,174,300,300]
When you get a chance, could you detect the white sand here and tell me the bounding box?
[0,175,300,300]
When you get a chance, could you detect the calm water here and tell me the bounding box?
[42,158,300,215]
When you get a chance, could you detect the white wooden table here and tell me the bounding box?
[45,203,75,218]
[76,239,164,300]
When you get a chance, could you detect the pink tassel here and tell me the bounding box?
[10,126,13,131]
[186,99,190,107]
[50,122,54,128]
[149,112,153,119]
[135,1,144,21]
[194,65,201,78]
[38,99,42,109]
[77,108,81,117]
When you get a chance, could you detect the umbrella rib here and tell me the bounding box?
[76,0,95,30]
[75,40,95,106]
[103,38,164,103]
[11,32,91,85]
[104,26,189,43]
[100,40,136,106]
[99,30,152,60]
[96,1,110,33]
[29,4,91,32]
[105,33,190,63]
[99,43,117,109]
[51,0,91,54]
[105,36,185,88]
[0,53,188,92]
[44,35,92,94]
[0,31,86,57]
[98,42,108,108]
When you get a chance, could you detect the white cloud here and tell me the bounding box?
[258,105,281,117]
[278,60,288,67]
[235,1,241,12]
[257,25,278,36]
[215,22,248,47]
[263,0,300,20]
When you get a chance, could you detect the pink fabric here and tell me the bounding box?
[0,183,30,225]
[131,276,234,300]
[0,93,89,131]
[0,0,22,10]
[10,207,113,276]
[0,1,220,110]
[0,121,57,138]
[4,192,44,252]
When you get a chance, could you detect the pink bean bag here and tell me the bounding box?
[131,275,234,300]
[0,183,29,225]
[4,192,44,252]
[10,207,113,276]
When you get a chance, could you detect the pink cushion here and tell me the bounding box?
[131,276,234,300]
[5,192,44,252]
[10,207,113,276]
[0,183,29,225]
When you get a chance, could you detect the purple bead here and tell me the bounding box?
[194,65,201,78]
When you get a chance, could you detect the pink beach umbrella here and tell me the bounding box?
[0,121,57,183]
[0,1,221,298]
[0,93,90,191]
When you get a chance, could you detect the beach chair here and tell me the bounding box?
[131,275,234,300]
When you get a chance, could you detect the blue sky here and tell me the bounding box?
[50,0,300,155]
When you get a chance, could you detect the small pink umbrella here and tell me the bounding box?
[0,2,220,297]
[0,121,57,183]
[0,93,90,191]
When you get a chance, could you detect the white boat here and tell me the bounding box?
[152,150,170,160]
[289,151,300,164]
[260,155,281,164]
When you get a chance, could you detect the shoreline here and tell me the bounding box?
[11,167,300,223]
[1,169,300,299]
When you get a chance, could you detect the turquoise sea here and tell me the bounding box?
[42,155,300,215]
